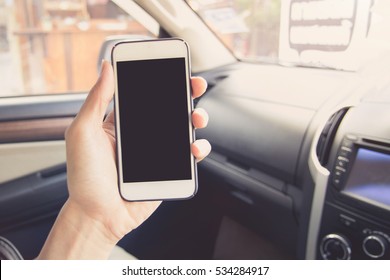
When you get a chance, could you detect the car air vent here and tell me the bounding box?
[316,108,349,166]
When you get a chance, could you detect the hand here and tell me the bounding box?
[38,60,211,259]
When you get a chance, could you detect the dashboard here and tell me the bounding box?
[197,60,390,260]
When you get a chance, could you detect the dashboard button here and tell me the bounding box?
[333,173,343,187]
[339,146,352,158]
[339,215,357,229]
[342,139,354,148]
[333,166,346,187]
[333,177,341,187]
[346,134,358,141]
[320,234,351,260]
[334,168,343,177]
[335,166,346,173]
[363,234,388,259]
[336,156,349,169]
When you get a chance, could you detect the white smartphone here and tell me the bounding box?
[112,38,197,201]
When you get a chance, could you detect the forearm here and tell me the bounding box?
[37,200,117,260]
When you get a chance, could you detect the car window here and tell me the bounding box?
[0,0,157,97]
[187,0,390,71]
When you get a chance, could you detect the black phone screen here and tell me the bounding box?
[116,57,192,183]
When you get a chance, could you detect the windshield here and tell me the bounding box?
[186,0,390,71]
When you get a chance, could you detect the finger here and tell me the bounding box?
[102,110,116,138]
[191,139,211,162]
[125,200,162,230]
[192,108,209,129]
[191,76,207,99]
[104,110,115,125]
[77,60,114,124]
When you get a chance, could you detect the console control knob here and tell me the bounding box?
[320,234,351,260]
[363,234,388,259]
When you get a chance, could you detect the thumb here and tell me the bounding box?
[76,60,114,125]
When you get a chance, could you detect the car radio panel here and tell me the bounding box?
[318,134,390,260]
[332,135,390,211]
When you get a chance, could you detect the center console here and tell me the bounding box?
[312,100,390,260]
[319,135,390,259]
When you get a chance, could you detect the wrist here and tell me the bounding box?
[37,200,119,259]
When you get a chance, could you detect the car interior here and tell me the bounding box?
[0,0,390,260]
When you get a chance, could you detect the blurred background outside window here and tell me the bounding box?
[187,0,390,71]
[187,0,281,61]
[0,0,154,97]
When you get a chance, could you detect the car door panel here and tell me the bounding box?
[0,94,86,183]
[0,94,84,258]
[0,163,67,231]
[0,118,72,144]
[0,141,66,184]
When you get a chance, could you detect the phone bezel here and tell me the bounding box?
[112,38,197,201]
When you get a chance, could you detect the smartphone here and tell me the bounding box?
[112,38,197,201]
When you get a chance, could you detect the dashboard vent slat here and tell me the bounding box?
[316,108,349,166]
